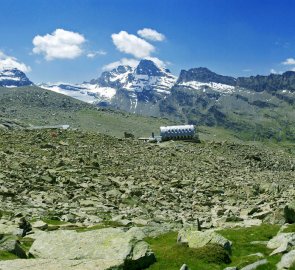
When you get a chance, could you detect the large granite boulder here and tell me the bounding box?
[29,227,155,269]
[177,228,232,253]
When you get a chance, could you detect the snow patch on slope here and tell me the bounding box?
[39,83,116,104]
[179,81,235,93]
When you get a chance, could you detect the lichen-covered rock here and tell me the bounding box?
[29,227,155,269]
[177,228,232,253]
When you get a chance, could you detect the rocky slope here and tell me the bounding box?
[0,129,293,228]
[0,68,33,87]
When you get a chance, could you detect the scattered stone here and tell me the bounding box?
[0,259,124,270]
[177,228,232,253]
[240,259,268,270]
[277,250,295,270]
[180,264,190,270]
[267,232,295,255]
[0,235,27,258]
[32,220,48,230]
[0,224,23,237]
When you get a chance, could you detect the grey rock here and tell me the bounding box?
[0,259,124,270]
[267,232,295,255]
[0,224,23,236]
[0,235,27,258]
[177,228,232,253]
[277,250,295,270]
[180,264,190,270]
[29,227,155,269]
[240,259,268,270]
[32,220,48,230]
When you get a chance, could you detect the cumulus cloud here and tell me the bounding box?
[137,28,165,42]
[32,29,85,60]
[103,58,139,71]
[0,51,31,72]
[86,50,107,58]
[105,29,169,71]
[270,68,278,74]
[111,31,155,58]
[282,58,295,65]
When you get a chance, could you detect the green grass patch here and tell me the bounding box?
[145,232,229,270]
[19,237,34,253]
[219,224,281,269]
[282,224,295,233]
[0,251,19,260]
[145,224,282,270]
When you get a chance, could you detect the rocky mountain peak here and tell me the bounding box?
[0,68,33,87]
[177,67,236,86]
[135,59,166,76]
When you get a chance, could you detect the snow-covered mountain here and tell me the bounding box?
[38,59,177,109]
[0,68,33,87]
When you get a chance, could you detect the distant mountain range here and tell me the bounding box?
[2,59,295,141]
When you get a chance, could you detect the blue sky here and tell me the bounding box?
[1,0,295,83]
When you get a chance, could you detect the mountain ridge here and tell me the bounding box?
[3,61,295,141]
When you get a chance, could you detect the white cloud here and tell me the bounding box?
[87,50,107,58]
[103,58,139,71]
[0,51,31,72]
[137,28,165,42]
[144,56,166,68]
[270,69,284,74]
[282,58,295,65]
[32,29,85,60]
[111,31,154,58]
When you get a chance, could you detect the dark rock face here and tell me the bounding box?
[0,69,33,87]
[176,67,295,92]
[135,59,166,77]
[236,71,295,92]
[177,67,236,86]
